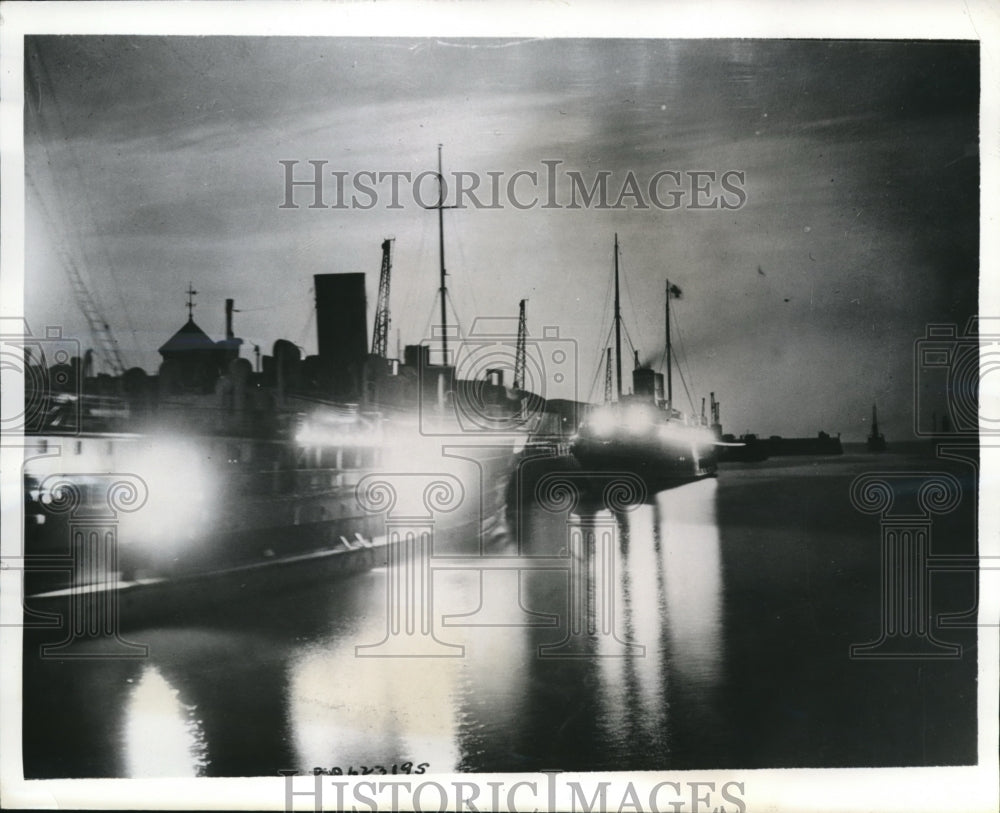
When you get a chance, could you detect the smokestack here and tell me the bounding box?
[634,350,640,369]
[314,273,368,399]
[225,299,235,340]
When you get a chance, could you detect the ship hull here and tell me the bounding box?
[765,436,843,456]
[21,431,385,596]
[571,432,717,493]
[24,534,391,627]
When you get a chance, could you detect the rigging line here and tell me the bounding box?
[673,354,696,415]
[585,241,617,400]
[25,169,124,371]
[394,217,428,349]
[620,320,639,366]
[403,203,436,349]
[451,220,480,325]
[445,288,465,341]
[296,308,315,350]
[588,260,614,390]
[420,293,441,357]
[670,304,699,409]
[617,246,647,359]
[28,42,140,357]
[587,321,617,403]
[666,303,697,414]
[585,322,611,403]
[295,286,315,348]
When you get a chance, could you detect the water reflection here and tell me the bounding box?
[26,473,726,776]
[287,634,462,772]
[123,664,209,777]
[592,478,723,767]
[453,475,725,770]
[655,479,724,688]
[24,455,980,776]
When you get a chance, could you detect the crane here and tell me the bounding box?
[513,298,527,390]
[65,255,128,376]
[25,41,129,377]
[370,238,393,357]
[25,172,128,376]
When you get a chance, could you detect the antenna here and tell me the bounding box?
[422,145,458,366]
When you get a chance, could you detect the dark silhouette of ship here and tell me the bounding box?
[718,432,771,462]
[23,283,391,600]
[22,151,538,606]
[569,235,718,489]
[764,431,843,456]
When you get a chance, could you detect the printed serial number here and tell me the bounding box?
[311,762,429,776]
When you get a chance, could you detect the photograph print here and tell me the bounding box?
[2,7,996,813]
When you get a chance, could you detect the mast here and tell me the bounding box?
[665,278,672,415]
[437,145,448,366]
[871,402,880,437]
[604,347,613,403]
[614,233,623,399]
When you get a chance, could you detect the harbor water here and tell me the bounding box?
[22,450,979,777]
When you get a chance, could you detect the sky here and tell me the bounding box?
[23,36,979,440]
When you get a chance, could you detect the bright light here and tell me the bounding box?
[296,416,382,448]
[623,404,654,434]
[117,436,214,551]
[123,664,209,778]
[589,406,618,438]
[657,421,716,447]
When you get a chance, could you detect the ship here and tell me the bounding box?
[22,149,539,612]
[763,431,843,456]
[867,402,887,452]
[717,432,771,462]
[569,234,718,491]
[22,289,392,607]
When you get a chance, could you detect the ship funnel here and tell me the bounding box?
[314,273,368,400]
[225,298,235,340]
[632,366,664,403]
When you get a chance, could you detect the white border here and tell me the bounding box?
[1,2,997,811]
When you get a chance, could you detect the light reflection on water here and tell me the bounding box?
[588,478,723,767]
[123,664,209,777]
[34,475,728,775]
[25,454,979,776]
[280,477,725,772]
[656,479,724,688]
[287,636,462,772]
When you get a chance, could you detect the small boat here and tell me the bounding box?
[570,235,718,490]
